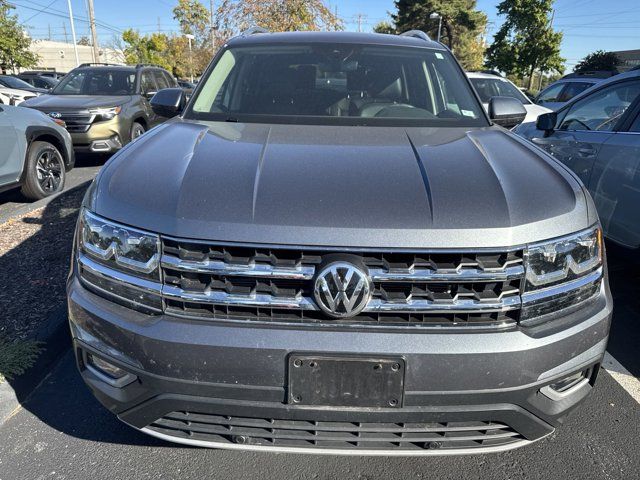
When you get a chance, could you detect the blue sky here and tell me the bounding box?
[12,0,640,70]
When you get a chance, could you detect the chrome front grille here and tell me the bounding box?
[39,110,95,133]
[160,239,524,327]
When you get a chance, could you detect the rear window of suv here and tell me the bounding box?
[188,43,487,127]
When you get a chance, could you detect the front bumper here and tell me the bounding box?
[68,276,612,455]
[70,118,128,153]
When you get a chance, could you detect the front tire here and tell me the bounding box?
[20,141,66,200]
[130,122,146,143]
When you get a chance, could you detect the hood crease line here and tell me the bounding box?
[252,126,272,221]
[405,131,434,223]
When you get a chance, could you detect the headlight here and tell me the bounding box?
[524,227,602,290]
[79,209,160,277]
[522,226,603,322]
[89,106,122,121]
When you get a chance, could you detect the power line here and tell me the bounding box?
[20,0,59,24]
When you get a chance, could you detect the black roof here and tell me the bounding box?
[227,31,444,50]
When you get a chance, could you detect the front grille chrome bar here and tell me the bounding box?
[162,255,524,283]
[162,285,520,313]
[161,255,315,280]
[369,265,524,282]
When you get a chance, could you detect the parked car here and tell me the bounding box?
[467,71,551,123]
[0,104,74,199]
[21,70,67,81]
[516,69,640,249]
[177,80,196,100]
[22,63,178,153]
[0,86,38,106]
[0,75,48,95]
[534,72,616,110]
[15,73,59,91]
[68,30,611,455]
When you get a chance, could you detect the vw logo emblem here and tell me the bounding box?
[48,112,63,119]
[313,262,372,318]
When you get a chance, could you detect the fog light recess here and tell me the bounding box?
[540,368,592,401]
[85,351,137,388]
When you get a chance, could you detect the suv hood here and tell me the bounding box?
[89,120,591,249]
[22,94,132,110]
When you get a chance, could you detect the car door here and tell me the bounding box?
[530,79,640,187]
[586,103,640,248]
[0,106,21,187]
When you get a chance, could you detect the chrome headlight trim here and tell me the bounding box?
[524,226,602,291]
[79,209,160,276]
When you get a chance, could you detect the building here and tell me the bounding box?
[23,40,124,73]
[611,49,640,72]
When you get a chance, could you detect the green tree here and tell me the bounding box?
[574,50,619,73]
[234,0,342,32]
[485,0,564,90]
[121,29,172,70]
[373,21,396,34]
[0,1,38,73]
[392,0,487,70]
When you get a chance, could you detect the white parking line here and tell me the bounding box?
[603,352,640,404]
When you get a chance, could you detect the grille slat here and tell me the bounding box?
[148,412,525,451]
[160,238,524,327]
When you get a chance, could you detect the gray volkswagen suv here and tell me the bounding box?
[67,31,612,455]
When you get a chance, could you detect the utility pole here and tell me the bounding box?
[66,0,80,66]
[87,0,100,62]
[157,16,161,33]
[48,24,51,40]
[209,0,215,53]
[355,13,367,33]
[62,22,68,43]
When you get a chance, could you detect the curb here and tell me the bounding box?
[0,304,71,425]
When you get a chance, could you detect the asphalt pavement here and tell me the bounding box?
[0,153,639,480]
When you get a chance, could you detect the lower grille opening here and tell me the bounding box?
[147,412,526,451]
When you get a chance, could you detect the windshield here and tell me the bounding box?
[0,75,33,89]
[469,77,530,105]
[51,69,135,95]
[188,43,486,126]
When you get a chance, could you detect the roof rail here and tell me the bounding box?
[399,30,431,42]
[241,26,269,37]
[77,62,121,67]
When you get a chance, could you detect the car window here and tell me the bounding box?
[53,70,136,95]
[163,71,177,88]
[537,83,565,103]
[469,77,530,104]
[557,82,595,103]
[153,71,169,90]
[559,80,640,132]
[140,71,157,94]
[190,43,487,127]
[629,112,640,133]
[33,77,49,88]
[0,76,33,89]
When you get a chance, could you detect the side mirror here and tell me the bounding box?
[488,96,527,129]
[536,112,557,132]
[150,88,185,118]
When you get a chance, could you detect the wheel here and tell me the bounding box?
[20,141,66,200]
[130,122,146,142]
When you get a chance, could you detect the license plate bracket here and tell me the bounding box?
[287,355,405,408]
